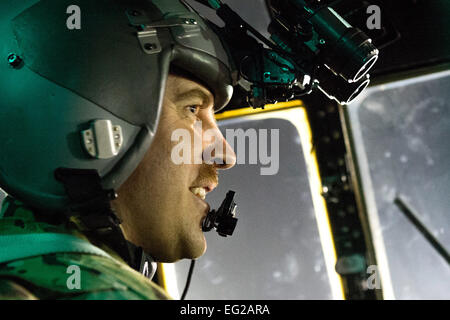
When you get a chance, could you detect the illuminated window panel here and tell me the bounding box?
[344,69,450,299]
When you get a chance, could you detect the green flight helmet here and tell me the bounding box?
[0,0,235,212]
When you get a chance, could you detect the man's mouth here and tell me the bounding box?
[189,187,211,229]
[189,187,207,200]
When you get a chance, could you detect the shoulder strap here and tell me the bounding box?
[0,233,112,264]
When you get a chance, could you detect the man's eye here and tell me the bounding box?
[187,105,200,115]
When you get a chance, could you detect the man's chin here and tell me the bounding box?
[151,234,207,263]
[186,234,207,260]
[180,232,207,261]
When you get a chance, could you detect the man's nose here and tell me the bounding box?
[202,125,236,170]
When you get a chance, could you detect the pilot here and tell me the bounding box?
[0,0,236,299]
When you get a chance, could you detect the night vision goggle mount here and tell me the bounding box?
[193,0,379,107]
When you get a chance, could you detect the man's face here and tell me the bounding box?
[113,73,236,263]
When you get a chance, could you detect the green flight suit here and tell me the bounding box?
[0,196,171,300]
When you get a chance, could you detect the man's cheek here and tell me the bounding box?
[169,126,203,165]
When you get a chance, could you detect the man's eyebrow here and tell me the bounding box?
[174,88,213,106]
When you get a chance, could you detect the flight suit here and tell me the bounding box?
[0,196,171,300]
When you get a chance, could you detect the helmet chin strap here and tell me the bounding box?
[54,167,156,279]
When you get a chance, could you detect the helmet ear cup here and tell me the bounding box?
[0,61,142,210]
[0,0,162,210]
